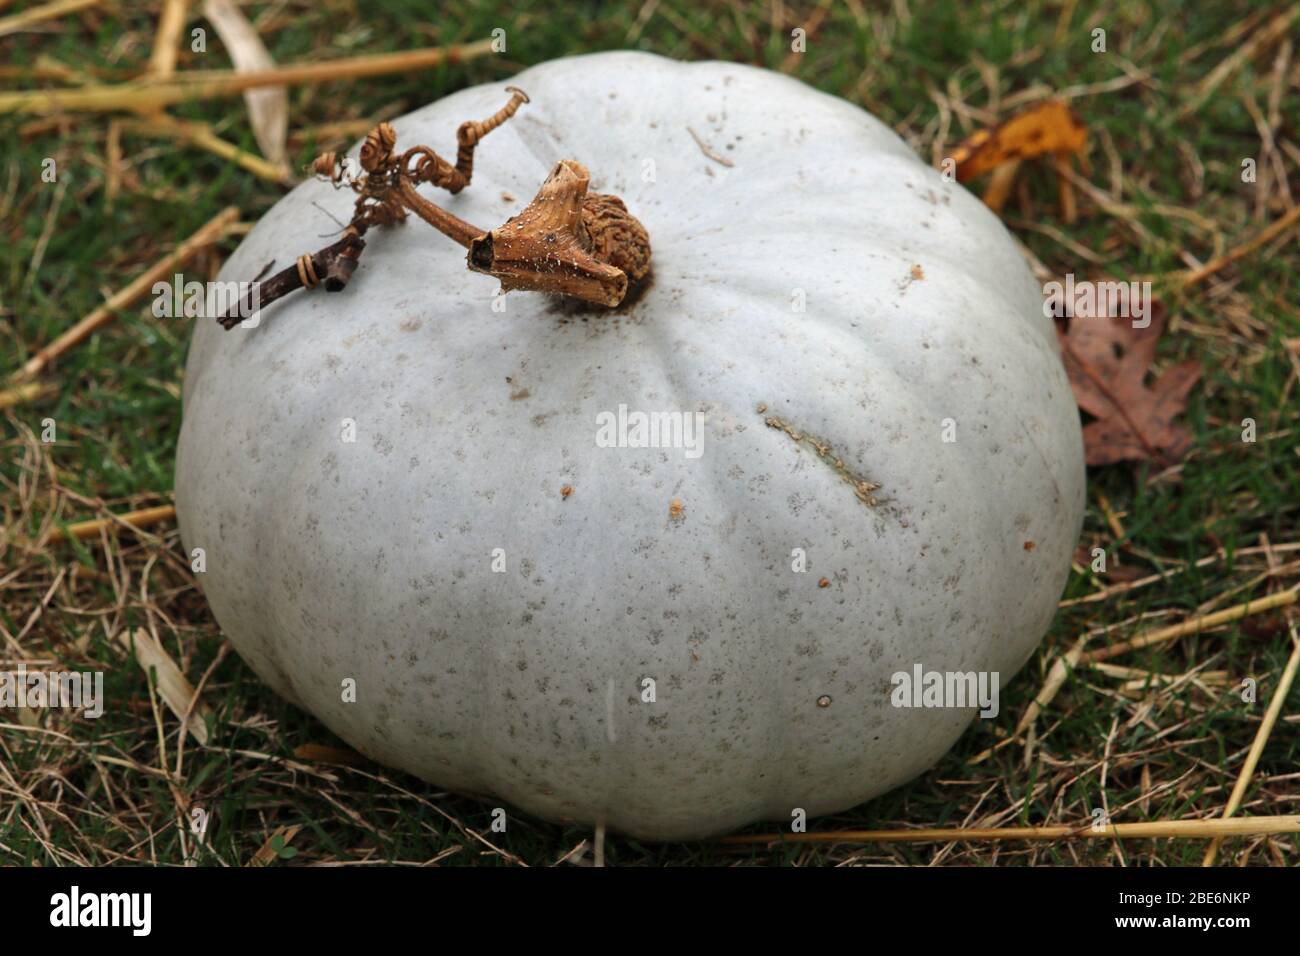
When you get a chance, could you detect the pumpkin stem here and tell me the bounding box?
[467,160,651,308]
[217,89,652,328]
[395,178,483,249]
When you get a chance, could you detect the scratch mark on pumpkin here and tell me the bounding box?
[686,126,735,167]
[605,678,617,744]
[762,411,882,509]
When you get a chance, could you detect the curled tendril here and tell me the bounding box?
[399,146,447,186]
[313,151,340,179]
[359,122,398,173]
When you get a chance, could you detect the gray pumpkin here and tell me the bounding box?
[176,51,1085,840]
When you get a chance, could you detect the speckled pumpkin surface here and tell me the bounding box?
[176,51,1085,840]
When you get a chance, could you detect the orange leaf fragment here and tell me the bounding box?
[951,101,1087,183]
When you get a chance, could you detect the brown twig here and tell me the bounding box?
[293,742,371,768]
[686,126,735,167]
[452,86,530,189]
[217,227,367,328]
[395,178,482,246]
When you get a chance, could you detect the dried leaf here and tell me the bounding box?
[202,0,286,166]
[293,743,371,767]
[117,627,212,745]
[1056,301,1202,467]
[952,100,1087,183]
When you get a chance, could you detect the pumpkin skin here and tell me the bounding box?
[175,51,1085,840]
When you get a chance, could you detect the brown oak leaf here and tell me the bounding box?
[1055,301,1202,467]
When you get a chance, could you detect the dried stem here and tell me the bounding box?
[1178,202,1300,288]
[218,227,367,328]
[396,179,481,247]
[219,89,652,328]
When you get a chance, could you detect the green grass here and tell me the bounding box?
[1,0,1297,866]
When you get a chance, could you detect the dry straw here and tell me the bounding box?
[719,815,1300,846]
[43,504,177,544]
[0,41,497,115]
[14,207,238,382]
[0,0,99,38]
[970,586,1298,764]
[120,114,290,184]
[1201,623,1300,866]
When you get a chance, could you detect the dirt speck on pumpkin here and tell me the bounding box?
[399,317,422,332]
[1023,540,1036,551]
[818,577,830,588]
[501,191,516,203]
[510,387,531,401]
[561,485,574,499]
